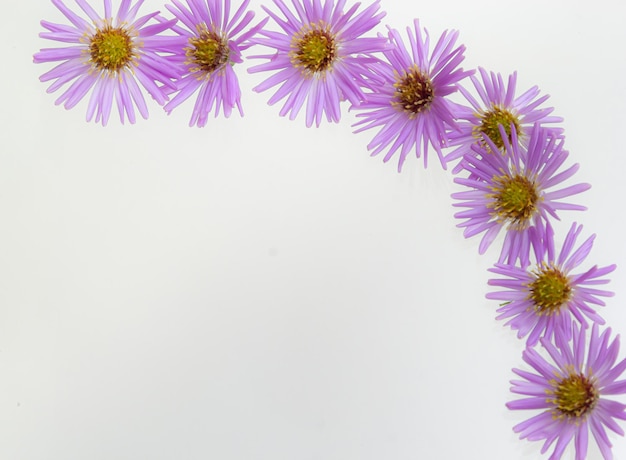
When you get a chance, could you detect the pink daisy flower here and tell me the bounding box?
[452,124,590,264]
[248,0,388,127]
[161,0,268,126]
[34,0,180,125]
[351,19,472,171]
[508,322,626,460]
[488,221,615,346]
[446,67,563,171]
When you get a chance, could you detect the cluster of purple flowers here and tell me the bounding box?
[34,0,625,457]
[35,0,269,127]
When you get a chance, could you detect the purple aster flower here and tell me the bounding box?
[247,0,388,127]
[451,123,590,264]
[446,67,563,171]
[487,220,615,346]
[161,0,268,127]
[34,0,180,125]
[351,19,473,171]
[507,322,626,460]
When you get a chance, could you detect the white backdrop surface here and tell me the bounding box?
[2,1,626,459]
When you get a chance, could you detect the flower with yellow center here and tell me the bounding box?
[446,68,563,170]
[34,0,179,125]
[162,0,266,126]
[453,124,589,264]
[249,0,388,127]
[352,19,472,171]
[488,220,615,346]
[507,323,626,460]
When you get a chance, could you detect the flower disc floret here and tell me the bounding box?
[393,65,434,117]
[475,105,521,150]
[549,372,598,419]
[187,26,230,74]
[291,25,336,73]
[89,25,134,72]
[529,265,572,315]
[489,173,539,227]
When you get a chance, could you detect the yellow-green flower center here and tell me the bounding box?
[475,106,521,150]
[393,66,434,117]
[549,373,598,419]
[529,266,572,315]
[187,26,229,74]
[291,26,336,73]
[89,26,134,72]
[488,174,539,227]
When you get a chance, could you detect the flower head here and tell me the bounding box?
[34,0,180,125]
[487,221,616,346]
[248,0,388,127]
[446,68,563,171]
[351,19,472,171]
[161,0,267,127]
[508,322,626,460]
[451,123,590,264]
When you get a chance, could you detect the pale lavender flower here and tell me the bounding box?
[446,67,563,171]
[162,0,267,127]
[351,19,472,171]
[488,221,615,346]
[452,123,590,264]
[34,0,180,125]
[508,322,626,460]
[248,0,388,127]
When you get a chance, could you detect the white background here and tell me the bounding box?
[2,1,626,459]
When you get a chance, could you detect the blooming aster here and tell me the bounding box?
[446,67,563,171]
[34,0,180,125]
[508,322,626,460]
[162,0,267,126]
[487,220,615,346]
[247,0,388,127]
[351,19,472,171]
[451,123,590,264]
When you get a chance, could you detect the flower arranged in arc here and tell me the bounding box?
[33,0,625,458]
[351,19,473,171]
[487,220,616,347]
[451,123,590,265]
[247,0,389,128]
[33,0,181,125]
[507,322,626,460]
[445,67,564,173]
[160,0,269,127]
